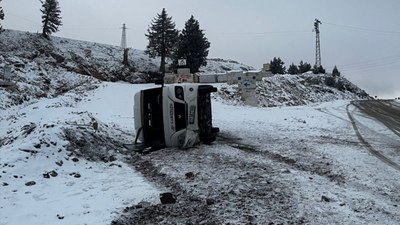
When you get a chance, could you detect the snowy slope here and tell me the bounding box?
[200,58,254,74]
[216,73,369,107]
[0,29,158,82]
[0,29,252,80]
[0,82,161,225]
[0,29,255,109]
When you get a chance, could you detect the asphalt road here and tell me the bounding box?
[348,100,400,171]
[354,100,400,136]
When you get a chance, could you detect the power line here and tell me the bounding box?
[341,60,400,71]
[206,29,311,36]
[61,27,120,31]
[5,11,41,26]
[339,55,400,73]
[341,63,400,74]
[324,21,400,34]
[338,54,400,68]
[5,10,144,32]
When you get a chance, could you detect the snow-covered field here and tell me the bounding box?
[1,81,399,225]
[0,82,161,225]
[1,29,398,225]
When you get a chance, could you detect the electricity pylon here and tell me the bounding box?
[314,19,322,68]
[121,23,129,66]
[121,23,127,49]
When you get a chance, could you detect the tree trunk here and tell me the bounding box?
[42,15,49,39]
[122,48,129,67]
[160,53,166,78]
[160,38,166,78]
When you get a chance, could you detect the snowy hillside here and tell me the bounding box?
[0,29,254,108]
[201,58,254,74]
[4,29,398,225]
[217,73,369,107]
[0,29,252,79]
[1,29,368,111]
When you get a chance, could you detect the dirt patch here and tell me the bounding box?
[62,124,127,162]
[113,142,307,225]
[112,153,220,225]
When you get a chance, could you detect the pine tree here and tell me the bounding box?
[298,61,312,73]
[269,57,286,74]
[40,0,62,39]
[332,65,341,76]
[325,75,336,87]
[172,15,210,73]
[312,65,326,74]
[145,8,179,77]
[288,63,299,75]
[319,65,326,74]
[312,65,318,74]
[0,0,4,32]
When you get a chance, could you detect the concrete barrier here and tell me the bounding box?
[190,70,273,84]
[227,71,244,84]
[198,74,217,83]
[217,73,228,83]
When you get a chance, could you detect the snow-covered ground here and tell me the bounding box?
[2,81,399,225]
[0,82,161,225]
[210,99,400,224]
[1,29,398,224]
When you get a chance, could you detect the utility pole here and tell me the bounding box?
[314,19,322,68]
[121,23,129,66]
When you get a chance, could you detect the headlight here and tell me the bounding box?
[175,86,184,100]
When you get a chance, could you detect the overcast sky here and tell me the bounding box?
[2,0,400,98]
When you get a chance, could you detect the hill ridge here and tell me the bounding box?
[1,29,368,109]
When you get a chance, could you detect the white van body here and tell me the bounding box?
[134,84,219,150]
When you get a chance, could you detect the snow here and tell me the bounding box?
[2,81,400,224]
[0,30,251,84]
[215,74,368,108]
[210,99,400,224]
[1,29,399,224]
[75,82,156,129]
[0,82,161,225]
[199,58,254,74]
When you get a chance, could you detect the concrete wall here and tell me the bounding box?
[227,71,244,84]
[165,73,194,84]
[198,74,218,83]
[217,73,228,83]
[190,71,274,84]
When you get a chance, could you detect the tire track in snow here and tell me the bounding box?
[217,133,346,184]
[346,103,400,172]
[117,136,304,224]
[353,100,400,137]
